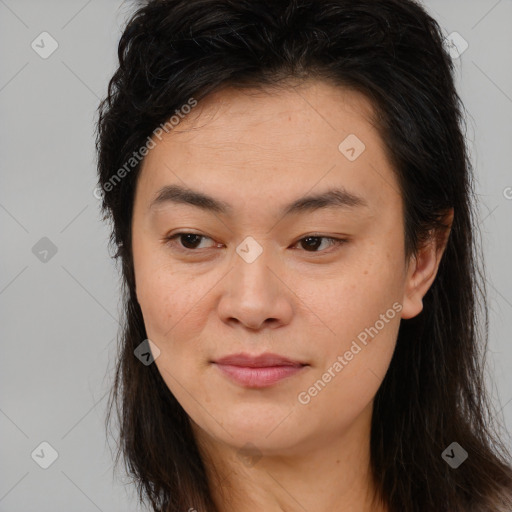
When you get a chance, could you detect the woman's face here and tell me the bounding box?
[131,80,428,456]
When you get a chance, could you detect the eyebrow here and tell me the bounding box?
[148,184,369,217]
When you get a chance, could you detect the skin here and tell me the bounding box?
[131,80,453,512]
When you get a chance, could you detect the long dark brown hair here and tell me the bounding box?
[96,1,512,510]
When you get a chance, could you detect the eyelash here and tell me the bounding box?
[164,232,349,255]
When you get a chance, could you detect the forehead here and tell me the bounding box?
[135,80,401,219]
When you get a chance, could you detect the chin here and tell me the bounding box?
[205,415,306,453]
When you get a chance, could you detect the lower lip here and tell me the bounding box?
[214,363,306,388]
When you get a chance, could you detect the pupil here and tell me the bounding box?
[182,234,201,249]
[303,236,320,251]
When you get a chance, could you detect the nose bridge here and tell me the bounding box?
[232,236,278,298]
[217,236,292,328]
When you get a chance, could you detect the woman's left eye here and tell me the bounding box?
[164,232,348,254]
[292,235,348,253]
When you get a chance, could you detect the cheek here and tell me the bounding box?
[302,244,404,386]
[307,249,403,338]
[133,237,194,332]
[133,248,174,346]
[135,268,173,332]
[297,270,401,433]
[309,278,401,384]
[137,270,201,342]
[134,255,220,372]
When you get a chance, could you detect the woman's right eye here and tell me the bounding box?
[164,233,217,251]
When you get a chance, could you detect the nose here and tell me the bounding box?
[217,247,293,331]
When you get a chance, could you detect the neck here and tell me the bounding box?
[193,402,387,512]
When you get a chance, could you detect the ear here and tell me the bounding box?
[401,208,454,320]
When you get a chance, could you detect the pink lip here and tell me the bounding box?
[212,352,308,388]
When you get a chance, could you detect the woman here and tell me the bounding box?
[96,0,512,510]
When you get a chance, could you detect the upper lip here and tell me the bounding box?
[213,352,306,368]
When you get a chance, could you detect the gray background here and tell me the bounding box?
[1,1,511,510]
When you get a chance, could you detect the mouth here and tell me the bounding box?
[211,352,309,388]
